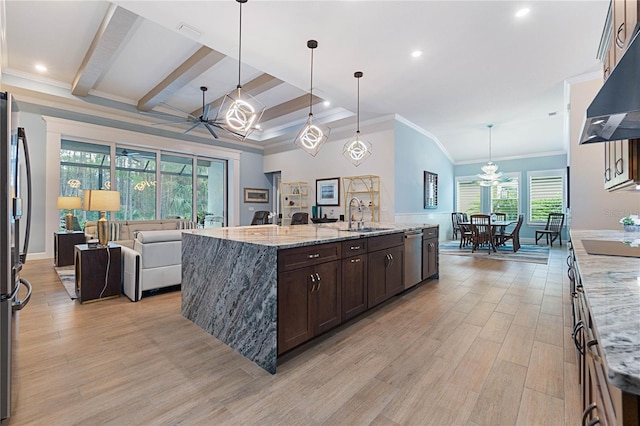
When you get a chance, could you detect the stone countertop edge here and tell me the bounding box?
[187,223,437,250]
[570,229,640,396]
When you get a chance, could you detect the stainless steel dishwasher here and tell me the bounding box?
[404,229,423,289]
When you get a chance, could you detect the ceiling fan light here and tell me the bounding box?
[295,114,331,157]
[342,133,372,167]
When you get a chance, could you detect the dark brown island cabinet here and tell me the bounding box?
[422,227,439,280]
[277,227,438,355]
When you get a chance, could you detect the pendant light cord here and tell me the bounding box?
[488,124,493,162]
[309,46,314,115]
[356,73,361,133]
[237,1,243,89]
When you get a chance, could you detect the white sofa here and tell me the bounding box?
[121,229,189,302]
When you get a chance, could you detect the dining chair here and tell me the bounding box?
[470,214,493,254]
[535,212,565,246]
[250,211,271,225]
[459,222,473,249]
[491,212,507,245]
[451,212,461,240]
[500,214,524,252]
[290,212,309,225]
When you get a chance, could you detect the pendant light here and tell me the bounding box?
[342,71,372,167]
[294,40,330,156]
[478,124,503,186]
[217,0,265,140]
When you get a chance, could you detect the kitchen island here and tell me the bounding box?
[569,230,640,424]
[181,223,437,373]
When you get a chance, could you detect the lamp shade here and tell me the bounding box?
[83,190,120,212]
[57,196,81,210]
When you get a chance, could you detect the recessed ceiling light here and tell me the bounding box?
[323,100,331,107]
[411,50,423,58]
[34,64,47,72]
[515,8,530,18]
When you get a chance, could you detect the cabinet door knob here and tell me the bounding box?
[310,274,315,283]
[351,258,361,263]
[350,245,360,250]
[615,158,624,175]
[315,273,321,281]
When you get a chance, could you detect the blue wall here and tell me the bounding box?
[454,154,568,240]
[239,152,272,226]
[394,121,454,214]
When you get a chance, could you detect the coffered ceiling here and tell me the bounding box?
[1,0,609,163]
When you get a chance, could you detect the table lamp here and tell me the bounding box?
[57,196,82,232]
[83,190,120,246]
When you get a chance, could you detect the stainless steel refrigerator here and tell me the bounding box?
[0,92,32,423]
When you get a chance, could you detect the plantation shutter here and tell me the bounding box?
[490,178,519,220]
[457,180,481,214]
[530,175,563,223]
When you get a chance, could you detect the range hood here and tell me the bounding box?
[580,29,640,144]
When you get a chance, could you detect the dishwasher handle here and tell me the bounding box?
[404,231,423,239]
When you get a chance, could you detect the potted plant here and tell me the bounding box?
[620,214,640,232]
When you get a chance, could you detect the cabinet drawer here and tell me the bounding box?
[423,227,438,239]
[278,242,341,271]
[367,232,403,252]
[342,238,367,256]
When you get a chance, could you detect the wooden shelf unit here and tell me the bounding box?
[280,181,309,225]
[343,175,380,223]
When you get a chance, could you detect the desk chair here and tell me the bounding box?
[250,211,271,225]
[290,212,309,225]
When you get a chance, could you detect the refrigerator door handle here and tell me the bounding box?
[0,279,20,303]
[17,127,31,264]
[12,278,31,311]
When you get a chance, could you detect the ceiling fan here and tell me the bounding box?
[150,86,243,140]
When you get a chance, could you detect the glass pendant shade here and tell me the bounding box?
[295,39,330,156]
[342,131,372,167]
[217,88,265,140]
[344,71,371,166]
[295,113,330,157]
[477,124,502,185]
[217,0,264,140]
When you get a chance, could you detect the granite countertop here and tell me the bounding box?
[189,222,436,249]
[570,229,640,395]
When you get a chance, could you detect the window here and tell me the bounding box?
[528,170,565,224]
[160,153,193,220]
[490,176,520,220]
[456,177,481,214]
[60,140,111,227]
[196,158,226,227]
[115,147,157,221]
[60,141,229,225]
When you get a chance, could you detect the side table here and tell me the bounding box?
[74,243,121,304]
[54,231,86,267]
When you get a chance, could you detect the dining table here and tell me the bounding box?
[458,219,517,252]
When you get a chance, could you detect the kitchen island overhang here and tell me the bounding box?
[181,223,435,373]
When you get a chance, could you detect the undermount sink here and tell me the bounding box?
[346,227,391,233]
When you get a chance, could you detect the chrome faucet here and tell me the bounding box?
[348,197,364,230]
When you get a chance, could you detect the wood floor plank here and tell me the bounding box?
[516,388,564,426]
[7,250,580,426]
[472,359,528,425]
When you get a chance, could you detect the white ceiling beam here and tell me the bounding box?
[260,94,323,123]
[71,4,138,97]
[137,46,226,112]
[191,73,283,117]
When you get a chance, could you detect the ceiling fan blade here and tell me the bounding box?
[150,119,192,126]
[203,123,219,139]
[158,102,199,120]
[184,122,201,134]
[202,104,211,121]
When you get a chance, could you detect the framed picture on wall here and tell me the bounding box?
[244,188,269,203]
[424,171,438,209]
[316,177,340,206]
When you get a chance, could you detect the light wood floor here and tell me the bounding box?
[8,244,579,425]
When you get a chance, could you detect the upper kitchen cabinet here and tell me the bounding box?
[596,0,640,191]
